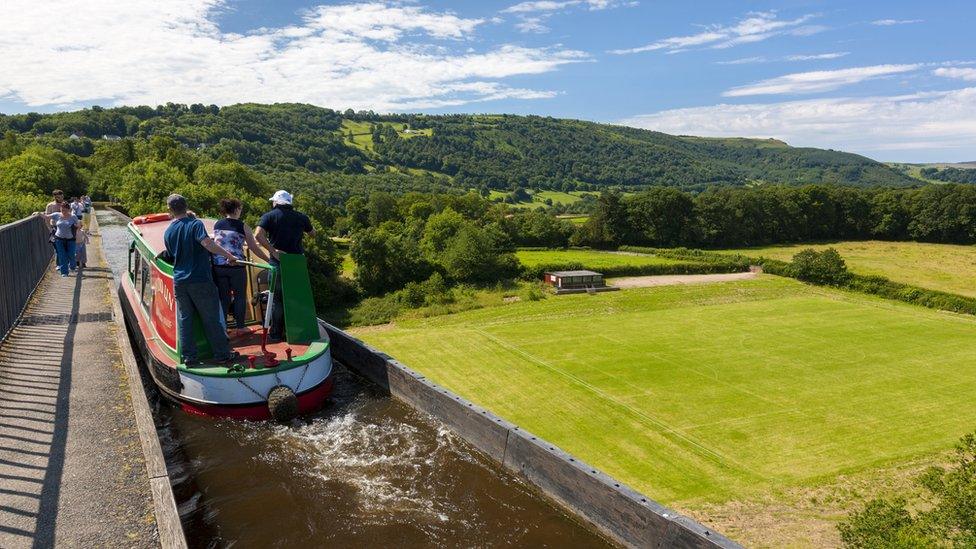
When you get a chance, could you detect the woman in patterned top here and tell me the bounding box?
[213,198,269,334]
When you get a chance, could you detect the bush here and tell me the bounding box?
[839,432,976,547]
[790,248,850,285]
[347,295,403,326]
[518,260,749,280]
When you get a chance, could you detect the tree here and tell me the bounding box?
[790,248,850,285]
[438,224,518,283]
[351,227,431,295]
[626,187,696,246]
[117,160,189,215]
[839,432,976,548]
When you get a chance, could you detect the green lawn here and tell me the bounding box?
[718,240,976,297]
[340,253,355,278]
[556,214,589,225]
[352,277,976,514]
[516,248,686,270]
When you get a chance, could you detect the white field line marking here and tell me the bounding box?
[472,328,738,468]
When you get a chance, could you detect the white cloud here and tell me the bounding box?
[502,0,633,33]
[723,64,919,96]
[620,88,976,161]
[502,0,629,13]
[515,16,552,33]
[717,56,769,65]
[871,19,923,26]
[785,52,849,61]
[717,52,849,65]
[610,11,817,54]
[0,1,587,111]
[934,67,976,82]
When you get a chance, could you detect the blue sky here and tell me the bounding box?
[0,0,974,162]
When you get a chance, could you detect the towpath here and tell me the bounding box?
[0,214,157,547]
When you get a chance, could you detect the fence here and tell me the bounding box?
[0,216,53,342]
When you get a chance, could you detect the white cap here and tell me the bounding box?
[270,190,293,205]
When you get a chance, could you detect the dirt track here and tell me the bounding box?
[609,272,758,289]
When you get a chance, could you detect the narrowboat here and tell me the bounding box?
[118,212,334,421]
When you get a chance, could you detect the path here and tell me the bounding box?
[609,271,758,289]
[0,214,157,547]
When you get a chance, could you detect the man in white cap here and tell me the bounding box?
[254,190,315,342]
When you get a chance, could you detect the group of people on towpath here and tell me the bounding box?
[163,190,314,366]
[35,190,92,277]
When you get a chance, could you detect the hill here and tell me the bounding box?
[0,103,916,191]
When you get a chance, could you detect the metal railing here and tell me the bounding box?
[0,215,54,342]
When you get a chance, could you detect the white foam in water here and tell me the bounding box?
[263,400,459,522]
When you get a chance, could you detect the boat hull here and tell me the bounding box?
[118,278,334,420]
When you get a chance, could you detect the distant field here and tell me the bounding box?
[352,277,976,544]
[488,190,597,209]
[516,248,685,270]
[339,120,431,152]
[556,214,589,225]
[718,240,976,297]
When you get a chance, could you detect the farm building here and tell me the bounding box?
[543,270,618,294]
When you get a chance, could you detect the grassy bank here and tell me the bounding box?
[351,276,976,542]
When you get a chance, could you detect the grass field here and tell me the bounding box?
[352,277,976,542]
[488,190,597,209]
[556,214,589,225]
[718,240,976,297]
[339,120,431,152]
[516,248,686,270]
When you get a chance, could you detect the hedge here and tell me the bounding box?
[618,245,752,266]
[519,260,750,281]
[748,255,976,317]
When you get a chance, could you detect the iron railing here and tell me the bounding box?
[0,215,54,342]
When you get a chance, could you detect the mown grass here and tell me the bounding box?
[716,240,976,297]
[352,276,976,534]
[516,248,687,270]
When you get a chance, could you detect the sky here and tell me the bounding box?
[0,0,974,162]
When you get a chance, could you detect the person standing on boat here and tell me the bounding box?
[35,201,80,277]
[163,194,241,366]
[254,190,314,343]
[213,198,270,336]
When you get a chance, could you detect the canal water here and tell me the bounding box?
[96,210,609,548]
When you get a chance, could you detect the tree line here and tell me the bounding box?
[572,184,976,249]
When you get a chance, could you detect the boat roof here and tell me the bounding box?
[547,270,603,277]
[132,215,216,256]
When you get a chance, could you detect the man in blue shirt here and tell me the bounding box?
[163,194,241,366]
[254,190,315,342]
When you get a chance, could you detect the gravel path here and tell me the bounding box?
[0,219,156,547]
[609,272,758,289]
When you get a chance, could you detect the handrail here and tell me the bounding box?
[236,259,275,270]
[0,215,54,343]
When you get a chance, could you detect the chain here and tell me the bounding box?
[295,363,310,392]
[236,376,266,400]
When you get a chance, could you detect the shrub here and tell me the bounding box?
[347,295,403,326]
[790,248,850,285]
[839,432,976,548]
